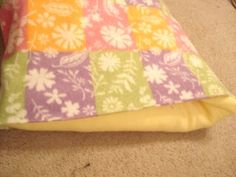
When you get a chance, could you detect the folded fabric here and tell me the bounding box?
[0,0,235,132]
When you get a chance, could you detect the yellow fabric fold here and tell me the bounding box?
[8,96,236,132]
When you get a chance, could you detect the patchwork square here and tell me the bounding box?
[27,0,86,52]
[0,52,28,124]
[183,53,228,96]
[25,51,96,122]
[127,6,177,50]
[83,0,136,50]
[141,50,206,105]
[89,51,155,114]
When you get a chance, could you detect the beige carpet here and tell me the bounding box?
[0,0,236,176]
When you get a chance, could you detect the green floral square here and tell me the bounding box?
[183,53,229,96]
[89,51,155,115]
[0,52,28,124]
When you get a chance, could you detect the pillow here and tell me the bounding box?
[0,0,235,132]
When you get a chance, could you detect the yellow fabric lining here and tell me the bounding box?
[8,96,236,132]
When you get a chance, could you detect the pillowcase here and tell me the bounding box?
[0,0,235,132]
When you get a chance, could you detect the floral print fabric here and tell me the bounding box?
[0,0,228,124]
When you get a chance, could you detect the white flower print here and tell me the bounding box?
[44,47,59,58]
[144,64,167,84]
[102,97,124,113]
[25,68,55,92]
[179,90,194,100]
[44,89,66,105]
[76,0,89,7]
[7,109,27,123]
[52,23,84,50]
[38,34,49,45]
[114,0,127,5]
[61,101,80,117]
[82,105,96,116]
[6,102,21,114]
[5,93,27,123]
[101,25,132,49]
[153,29,176,48]
[140,95,156,107]
[42,2,74,17]
[91,13,102,22]
[36,13,56,28]
[31,99,51,120]
[8,93,20,103]
[146,0,154,5]
[189,55,204,68]
[98,52,121,72]
[138,22,152,34]
[164,81,180,94]
[163,51,182,66]
[139,87,156,106]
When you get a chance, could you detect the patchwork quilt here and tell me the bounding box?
[0,0,235,131]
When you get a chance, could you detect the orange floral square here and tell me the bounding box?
[27,0,86,52]
[127,6,177,50]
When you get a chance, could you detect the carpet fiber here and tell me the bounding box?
[0,0,236,176]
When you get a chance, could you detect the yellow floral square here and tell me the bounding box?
[127,6,177,50]
[27,0,85,52]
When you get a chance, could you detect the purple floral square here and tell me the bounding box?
[25,51,96,122]
[141,50,206,105]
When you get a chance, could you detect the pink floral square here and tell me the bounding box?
[83,1,136,50]
[25,51,96,122]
